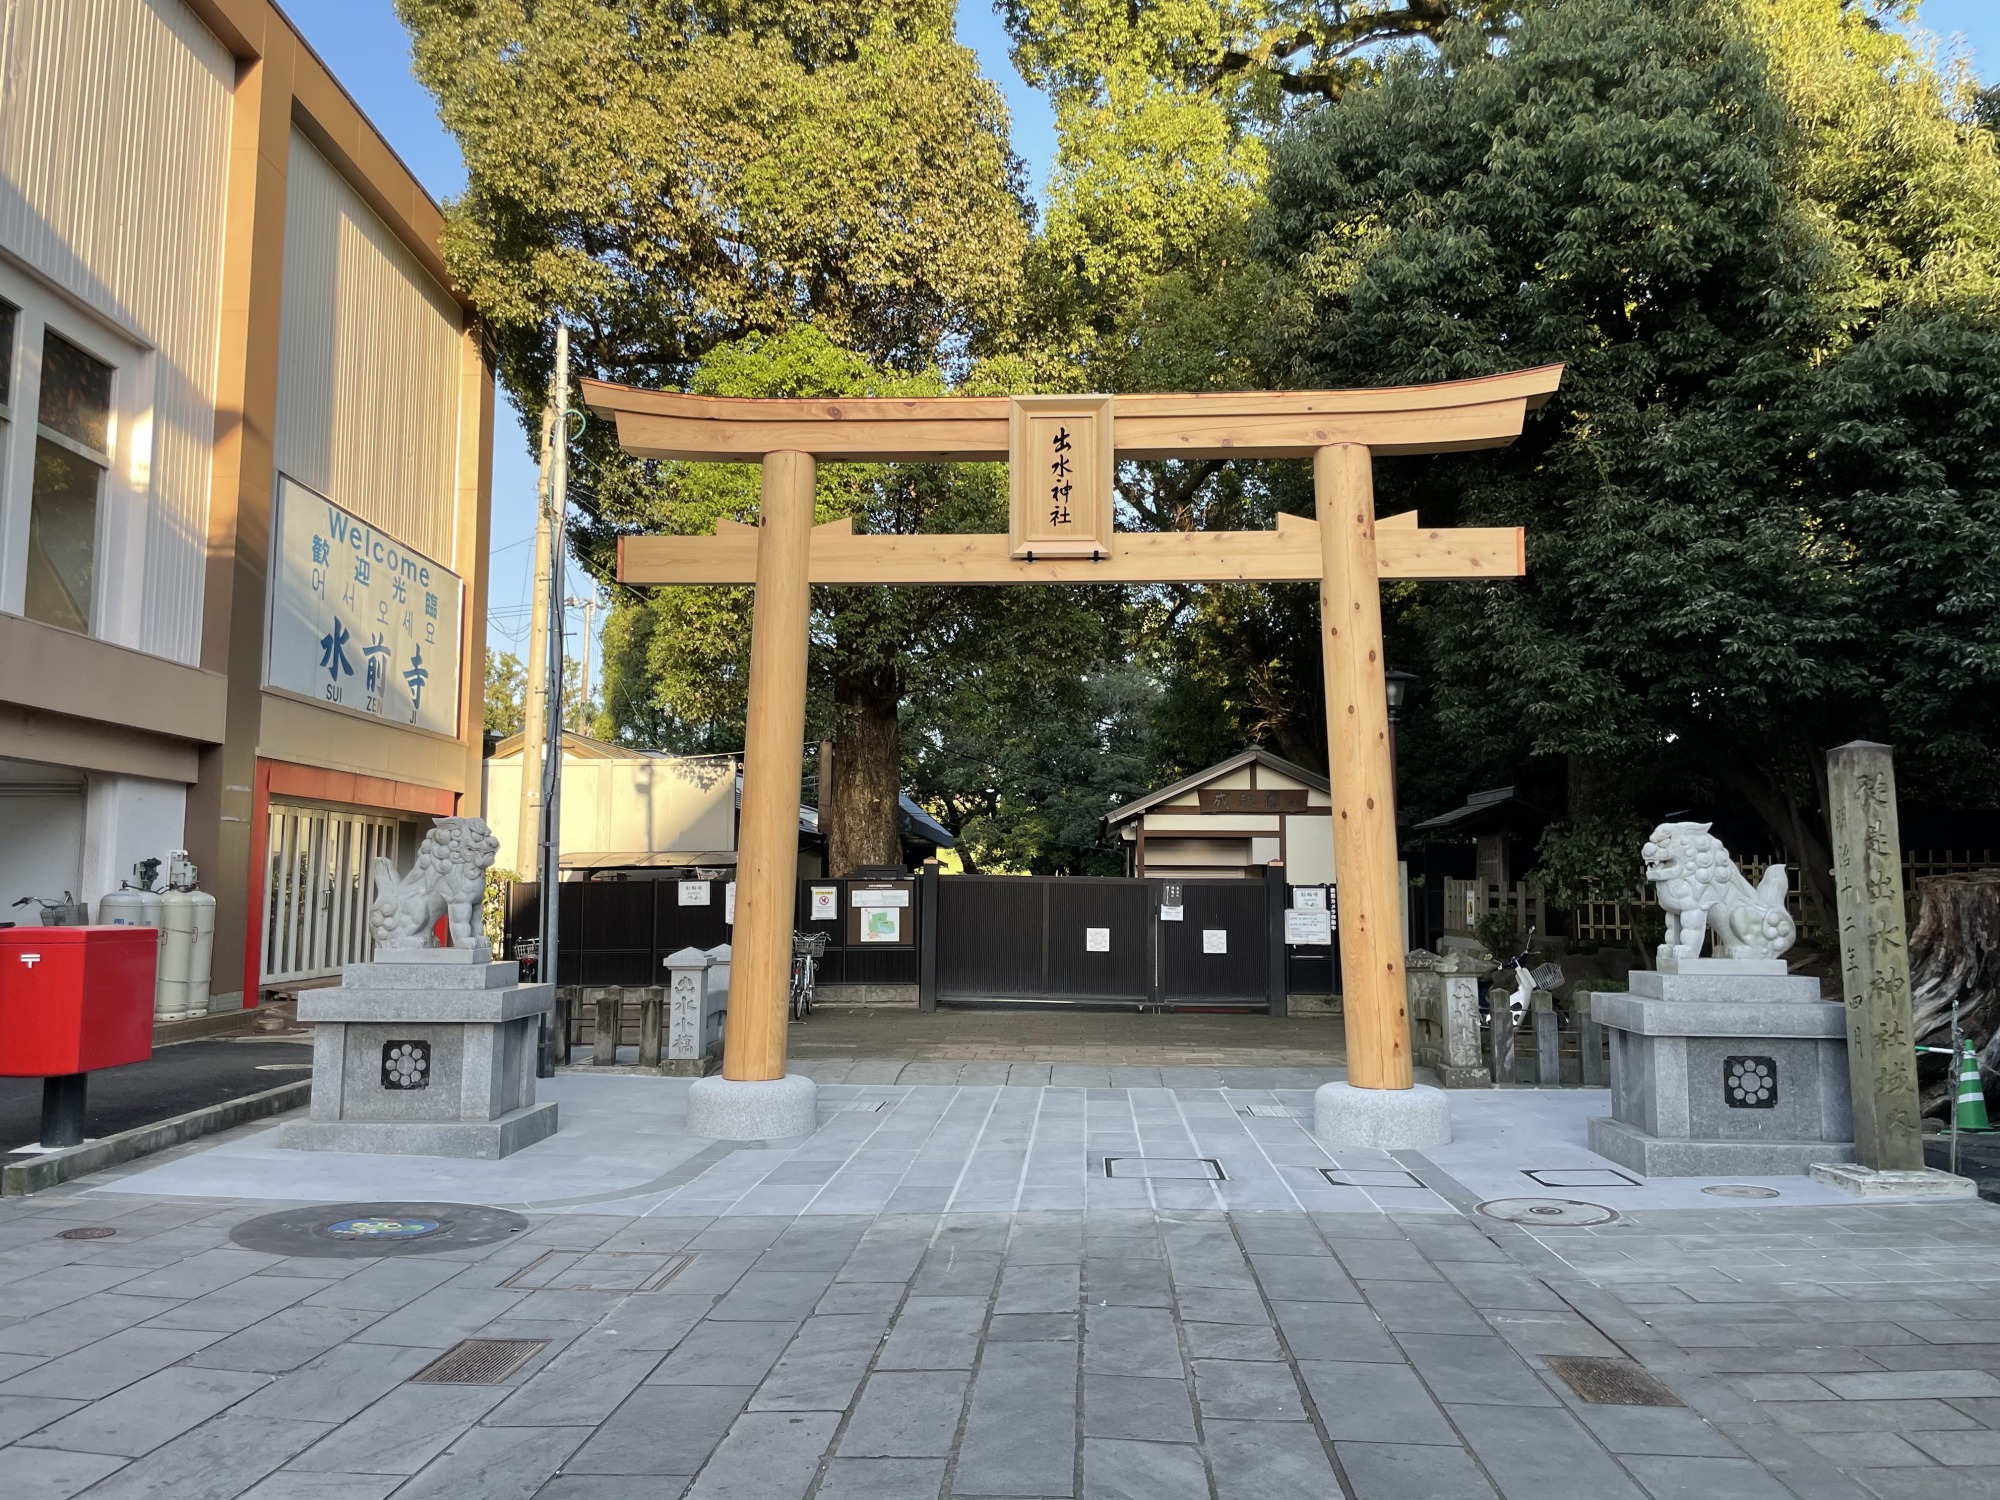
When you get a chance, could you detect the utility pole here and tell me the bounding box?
[564,591,600,732]
[521,326,571,1074]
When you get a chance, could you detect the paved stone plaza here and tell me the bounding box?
[785,1008,1351,1070]
[3,1074,2000,1500]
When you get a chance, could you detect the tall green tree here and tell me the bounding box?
[1256,0,2000,924]
[401,0,1038,864]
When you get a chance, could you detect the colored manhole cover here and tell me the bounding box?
[322,1216,443,1240]
[230,1202,529,1259]
[1475,1197,1619,1227]
[58,1227,117,1240]
[1702,1183,1781,1199]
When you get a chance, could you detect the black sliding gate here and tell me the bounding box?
[932,874,1280,1010]
[508,868,1338,1009]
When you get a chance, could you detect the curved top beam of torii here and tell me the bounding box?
[581,363,1563,463]
[587,364,1563,588]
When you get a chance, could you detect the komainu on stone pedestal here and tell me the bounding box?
[1643,821,1797,968]
[284,815,553,1160]
[368,816,500,952]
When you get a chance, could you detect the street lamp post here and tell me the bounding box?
[1383,668,1416,801]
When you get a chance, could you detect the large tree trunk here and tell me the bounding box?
[825,662,904,875]
[1909,871,2000,1119]
[1711,754,1839,938]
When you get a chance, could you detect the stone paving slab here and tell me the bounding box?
[9,1173,2000,1499]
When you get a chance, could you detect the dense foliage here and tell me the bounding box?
[422,0,2000,893]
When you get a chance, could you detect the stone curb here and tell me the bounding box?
[0,1079,312,1197]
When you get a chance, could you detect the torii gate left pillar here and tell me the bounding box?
[586,366,1562,1145]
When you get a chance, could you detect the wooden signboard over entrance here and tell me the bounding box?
[584,363,1563,1104]
[1009,395,1114,558]
[1199,789,1311,814]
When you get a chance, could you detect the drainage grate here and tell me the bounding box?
[408,1338,547,1385]
[1321,1167,1426,1190]
[841,1102,888,1113]
[1104,1157,1226,1181]
[1239,1105,1305,1119]
[58,1227,117,1241]
[502,1250,693,1293]
[1545,1355,1684,1407]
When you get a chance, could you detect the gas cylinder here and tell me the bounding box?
[158,887,196,1021]
[186,886,216,1016]
[99,883,169,1018]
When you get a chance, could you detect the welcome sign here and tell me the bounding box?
[266,476,463,736]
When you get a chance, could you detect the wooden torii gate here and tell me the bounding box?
[584,365,1562,1130]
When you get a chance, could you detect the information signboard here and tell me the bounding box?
[267,477,463,735]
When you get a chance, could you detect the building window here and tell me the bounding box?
[26,332,112,633]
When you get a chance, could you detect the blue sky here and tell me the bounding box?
[274,0,1997,663]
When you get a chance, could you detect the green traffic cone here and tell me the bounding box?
[1956,1040,1991,1132]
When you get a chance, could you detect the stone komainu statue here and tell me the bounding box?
[368,816,501,952]
[1643,821,1796,965]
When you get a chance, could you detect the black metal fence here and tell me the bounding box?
[507,864,1339,1010]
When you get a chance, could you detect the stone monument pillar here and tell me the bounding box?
[281,817,557,1159]
[1811,743,1969,1196]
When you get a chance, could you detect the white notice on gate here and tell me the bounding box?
[1159,905,1184,922]
[810,886,838,921]
[1293,887,1326,913]
[851,888,911,907]
[1085,927,1110,952]
[725,882,736,924]
[1285,910,1332,946]
[1203,929,1227,954]
[679,880,711,906]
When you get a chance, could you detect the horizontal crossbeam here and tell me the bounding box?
[615,511,1525,587]
[582,366,1563,463]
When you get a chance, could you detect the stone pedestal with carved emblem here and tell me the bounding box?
[279,949,558,1159]
[1588,963,1854,1176]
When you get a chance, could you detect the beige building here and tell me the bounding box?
[0,0,493,1005]
[1105,749,1338,884]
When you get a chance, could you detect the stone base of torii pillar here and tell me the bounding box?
[1313,1081,1453,1151]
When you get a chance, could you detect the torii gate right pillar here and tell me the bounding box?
[1312,443,1450,1148]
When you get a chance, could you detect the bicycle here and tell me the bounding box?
[790,931,829,1022]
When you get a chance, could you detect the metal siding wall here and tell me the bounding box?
[0,0,232,664]
[276,131,461,563]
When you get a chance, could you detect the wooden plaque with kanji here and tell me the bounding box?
[1008,394,1114,559]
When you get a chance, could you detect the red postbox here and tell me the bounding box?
[0,927,157,1147]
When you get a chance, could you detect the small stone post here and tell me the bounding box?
[1533,994,1560,1086]
[1827,741,1924,1171]
[638,986,665,1069]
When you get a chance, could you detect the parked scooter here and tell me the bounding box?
[1478,925,1565,1029]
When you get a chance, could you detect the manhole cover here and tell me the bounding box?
[1701,1184,1781,1199]
[58,1226,117,1240]
[230,1202,530,1259]
[1476,1197,1618,1227]
[256,1063,314,1072]
[408,1338,547,1385]
[1545,1355,1684,1407]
